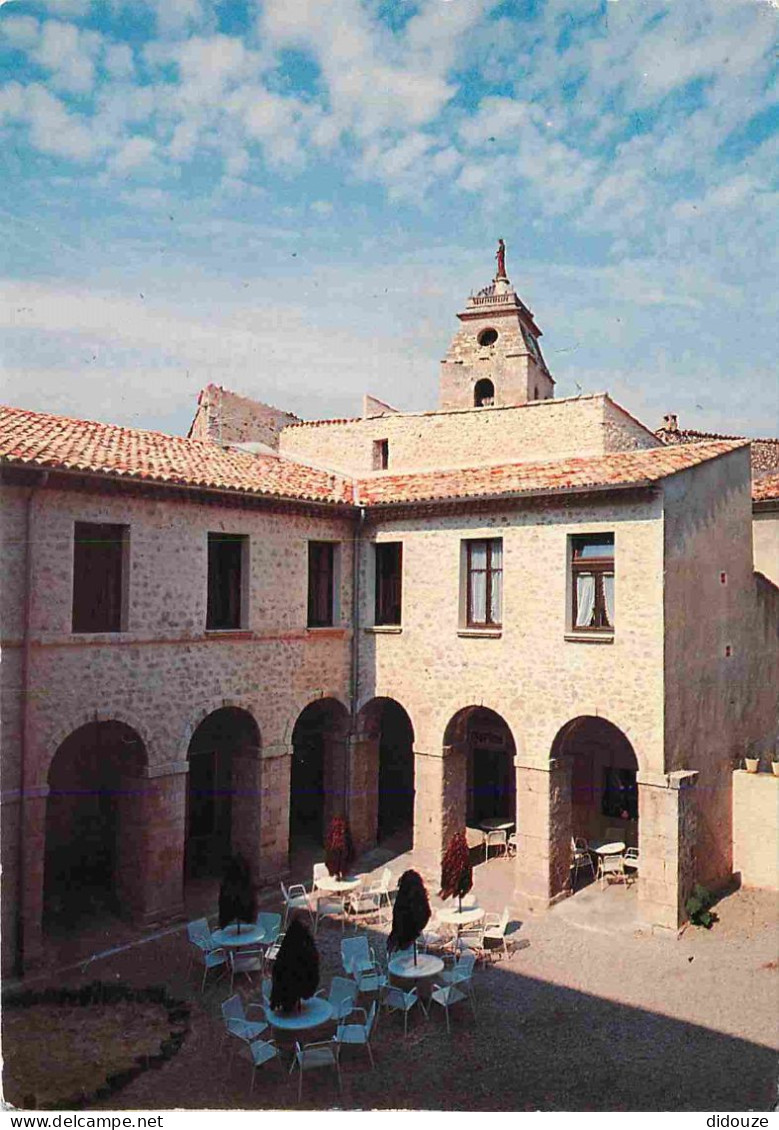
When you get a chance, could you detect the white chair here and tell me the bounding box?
[482,907,513,961]
[367,867,393,921]
[570,837,596,886]
[507,832,518,857]
[256,911,281,946]
[186,918,228,993]
[280,880,313,927]
[336,1001,377,1067]
[429,982,470,1033]
[246,1037,280,1093]
[484,829,508,861]
[221,994,268,1056]
[599,853,628,889]
[290,1037,341,1101]
[341,936,378,980]
[316,975,359,1021]
[229,946,264,993]
[345,887,381,929]
[312,861,328,889]
[442,949,477,1009]
[315,889,347,933]
[264,933,284,975]
[381,984,424,1036]
[623,847,639,883]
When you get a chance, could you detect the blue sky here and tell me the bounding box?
[1,0,777,439]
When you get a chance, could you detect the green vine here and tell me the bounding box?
[685,883,718,929]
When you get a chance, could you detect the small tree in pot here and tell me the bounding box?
[218,853,257,932]
[270,918,320,1013]
[439,830,473,913]
[325,815,354,879]
[387,869,431,967]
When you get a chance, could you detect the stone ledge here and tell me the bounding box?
[564,631,614,644]
[457,628,502,639]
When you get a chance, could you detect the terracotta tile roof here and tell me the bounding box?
[0,405,353,504]
[356,440,747,506]
[753,473,779,502]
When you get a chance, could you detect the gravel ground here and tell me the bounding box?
[3,884,778,1112]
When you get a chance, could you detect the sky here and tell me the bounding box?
[0,0,777,440]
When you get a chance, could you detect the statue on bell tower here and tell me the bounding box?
[495,238,507,281]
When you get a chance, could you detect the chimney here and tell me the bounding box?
[663,412,678,432]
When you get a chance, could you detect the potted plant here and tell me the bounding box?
[439,829,473,913]
[387,869,430,967]
[744,745,760,774]
[324,815,354,879]
[270,918,319,1013]
[218,853,257,933]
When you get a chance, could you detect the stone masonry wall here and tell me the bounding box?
[661,447,779,916]
[280,394,652,476]
[0,483,354,972]
[356,493,666,884]
[438,309,553,410]
[732,769,779,890]
[753,511,779,586]
[189,384,299,448]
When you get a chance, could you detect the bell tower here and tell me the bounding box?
[438,241,554,410]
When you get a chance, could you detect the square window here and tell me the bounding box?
[207,533,247,630]
[375,542,402,625]
[308,541,336,627]
[372,439,389,470]
[72,522,128,633]
[571,533,614,631]
[464,538,502,628]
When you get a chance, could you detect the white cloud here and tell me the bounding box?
[30,20,103,95]
[108,134,157,173]
[1,15,39,48]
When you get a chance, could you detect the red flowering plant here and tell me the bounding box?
[324,815,354,879]
[439,830,473,913]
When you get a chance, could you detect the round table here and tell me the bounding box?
[437,906,484,929]
[314,875,362,894]
[480,818,515,832]
[593,841,625,856]
[388,952,444,980]
[265,997,334,1032]
[211,923,267,949]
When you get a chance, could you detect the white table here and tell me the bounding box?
[480,818,515,832]
[314,875,362,894]
[593,841,625,857]
[437,906,484,929]
[211,923,266,949]
[388,952,444,980]
[265,996,334,1032]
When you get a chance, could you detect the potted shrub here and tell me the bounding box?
[218,853,257,933]
[772,741,779,777]
[744,749,760,773]
[439,829,473,913]
[387,869,430,966]
[324,815,354,879]
[270,918,319,1013]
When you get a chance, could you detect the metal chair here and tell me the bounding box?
[484,829,507,861]
[381,984,425,1037]
[482,906,513,961]
[623,846,639,884]
[186,919,228,993]
[280,880,314,928]
[312,861,328,890]
[341,936,379,980]
[507,832,518,857]
[290,1037,341,1101]
[336,1002,377,1068]
[316,975,359,1021]
[221,994,268,1057]
[229,946,264,993]
[246,1037,281,1093]
[599,852,628,889]
[570,837,596,886]
[429,982,471,1033]
[255,911,281,946]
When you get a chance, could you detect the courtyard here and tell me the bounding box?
[3,849,777,1112]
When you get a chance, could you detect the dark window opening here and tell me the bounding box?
[308,541,335,627]
[375,542,402,625]
[533,385,539,400]
[602,767,638,821]
[474,378,495,407]
[466,538,502,627]
[571,533,614,631]
[72,522,127,633]
[477,328,498,347]
[373,438,389,470]
[207,533,245,630]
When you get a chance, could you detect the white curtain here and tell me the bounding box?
[603,573,615,628]
[471,571,487,622]
[490,541,503,623]
[575,573,596,627]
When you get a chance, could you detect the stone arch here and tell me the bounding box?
[289,697,350,861]
[355,697,415,851]
[474,377,495,407]
[549,714,640,895]
[178,697,261,762]
[44,720,148,930]
[44,708,157,784]
[185,706,262,882]
[443,705,517,843]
